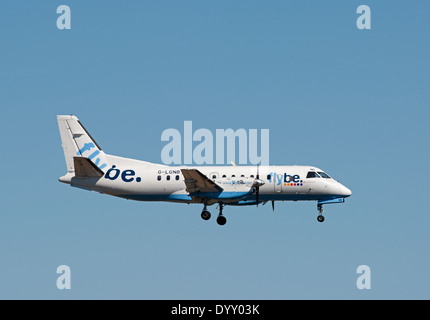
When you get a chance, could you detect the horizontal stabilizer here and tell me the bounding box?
[74,157,104,178]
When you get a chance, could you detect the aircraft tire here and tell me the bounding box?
[201,210,211,221]
[216,215,227,226]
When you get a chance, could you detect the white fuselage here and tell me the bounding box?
[60,154,352,206]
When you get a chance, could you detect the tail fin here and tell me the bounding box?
[57,115,108,174]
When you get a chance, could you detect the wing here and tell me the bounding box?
[181,169,223,194]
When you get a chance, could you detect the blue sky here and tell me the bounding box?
[0,1,429,299]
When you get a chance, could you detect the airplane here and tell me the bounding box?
[57,115,352,225]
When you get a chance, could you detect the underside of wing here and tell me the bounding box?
[181,169,223,194]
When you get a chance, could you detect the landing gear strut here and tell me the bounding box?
[317,204,325,223]
[216,204,227,226]
[201,205,211,221]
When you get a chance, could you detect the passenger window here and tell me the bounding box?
[157,175,161,181]
[318,172,330,179]
[250,175,254,178]
[176,175,180,181]
[212,175,216,179]
[267,174,271,180]
[232,175,235,178]
[241,175,245,178]
[166,175,170,181]
[306,172,320,178]
[222,175,227,178]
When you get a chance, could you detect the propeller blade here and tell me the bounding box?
[256,165,260,207]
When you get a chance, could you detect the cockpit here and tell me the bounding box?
[306,171,331,179]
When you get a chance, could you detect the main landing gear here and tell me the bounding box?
[201,205,211,221]
[200,204,227,226]
[317,204,325,223]
[216,204,227,226]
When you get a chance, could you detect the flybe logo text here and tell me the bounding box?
[268,173,303,186]
[104,165,142,183]
[77,142,107,170]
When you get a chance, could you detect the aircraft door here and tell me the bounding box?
[275,179,282,193]
[273,173,282,193]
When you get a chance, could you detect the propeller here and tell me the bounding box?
[262,200,275,211]
[253,165,265,207]
[256,166,259,207]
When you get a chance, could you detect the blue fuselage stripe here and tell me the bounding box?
[117,193,348,203]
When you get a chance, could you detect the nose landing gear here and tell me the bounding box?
[317,204,325,223]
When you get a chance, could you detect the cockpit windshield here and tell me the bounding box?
[306,172,320,178]
[318,172,331,179]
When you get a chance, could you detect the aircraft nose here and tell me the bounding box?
[340,185,352,197]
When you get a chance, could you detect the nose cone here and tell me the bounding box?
[340,184,352,197]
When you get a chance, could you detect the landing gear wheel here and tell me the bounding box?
[316,204,325,223]
[201,210,211,221]
[216,203,227,226]
[217,215,227,226]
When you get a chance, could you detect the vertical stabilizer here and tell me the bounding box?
[57,115,108,174]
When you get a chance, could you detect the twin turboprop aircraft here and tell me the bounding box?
[57,115,352,225]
